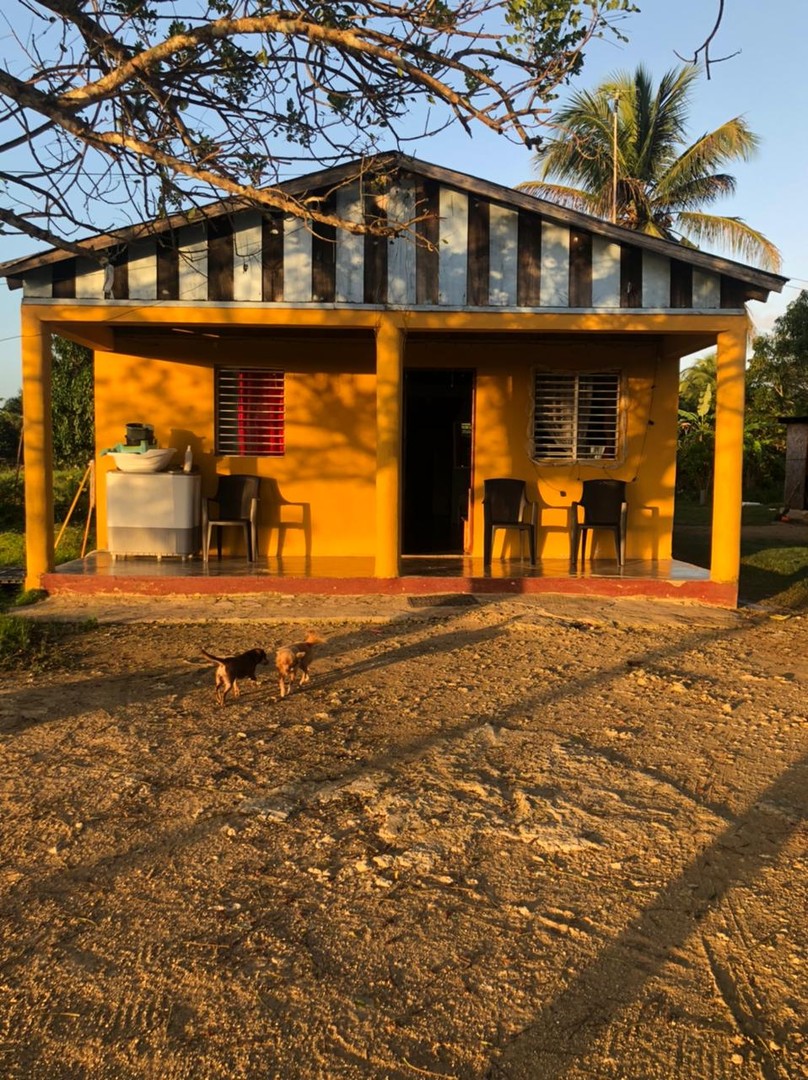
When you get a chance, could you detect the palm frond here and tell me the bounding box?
[517,62,776,271]
[516,181,604,216]
[658,118,760,196]
[633,66,696,179]
[637,218,672,242]
[676,213,783,271]
[654,174,736,213]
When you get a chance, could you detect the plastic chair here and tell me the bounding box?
[483,478,537,565]
[203,475,260,562]
[570,479,628,566]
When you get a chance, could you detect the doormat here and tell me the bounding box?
[407,594,479,608]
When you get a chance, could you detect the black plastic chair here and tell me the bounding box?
[483,478,537,565]
[570,479,628,566]
[203,475,260,562]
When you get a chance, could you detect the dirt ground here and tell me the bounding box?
[1,593,806,1080]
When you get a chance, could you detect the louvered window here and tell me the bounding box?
[532,371,620,463]
[215,369,285,456]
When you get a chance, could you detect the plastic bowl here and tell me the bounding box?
[107,448,178,473]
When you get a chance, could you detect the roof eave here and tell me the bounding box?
[0,151,788,296]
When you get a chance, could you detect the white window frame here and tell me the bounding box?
[531,369,622,464]
[215,368,285,456]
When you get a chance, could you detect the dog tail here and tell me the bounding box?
[304,632,324,646]
[201,648,224,663]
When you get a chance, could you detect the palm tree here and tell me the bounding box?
[518,65,781,271]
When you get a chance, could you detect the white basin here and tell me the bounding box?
[107,448,178,473]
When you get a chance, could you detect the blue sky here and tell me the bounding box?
[1,0,806,400]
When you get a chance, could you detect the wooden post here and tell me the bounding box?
[55,461,92,552]
[81,461,96,558]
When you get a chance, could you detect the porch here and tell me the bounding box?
[41,550,730,605]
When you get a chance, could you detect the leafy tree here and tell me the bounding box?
[518,63,781,270]
[0,340,93,467]
[0,393,23,464]
[676,351,777,504]
[748,291,808,432]
[51,337,95,467]
[679,351,715,415]
[0,0,636,257]
[745,291,808,502]
[677,357,715,504]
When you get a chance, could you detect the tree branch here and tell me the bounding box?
[0,1,634,255]
[674,0,740,80]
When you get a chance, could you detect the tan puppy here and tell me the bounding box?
[275,632,324,698]
[201,647,268,705]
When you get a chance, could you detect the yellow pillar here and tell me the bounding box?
[375,315,404,578]
[21,307,55,590]
[710,322,747,585]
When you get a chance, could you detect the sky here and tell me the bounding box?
[1,0,807,400]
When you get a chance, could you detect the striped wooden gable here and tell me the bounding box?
[10,158,778,311]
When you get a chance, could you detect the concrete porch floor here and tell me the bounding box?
[41,551,732,605]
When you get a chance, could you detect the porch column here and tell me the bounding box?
[21,307,55,590]
[375,315,405,578]
[710,323,747,585]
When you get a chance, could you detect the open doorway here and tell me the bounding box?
[403,369,474,554]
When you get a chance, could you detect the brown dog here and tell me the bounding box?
[275,632,324,698]
[201,647,268,705]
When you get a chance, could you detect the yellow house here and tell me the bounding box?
[0,155,787,605]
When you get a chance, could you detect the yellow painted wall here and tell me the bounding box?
[94,329,676,562]
[95,334,378,558]
[405,336,677,561]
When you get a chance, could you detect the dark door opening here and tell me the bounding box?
[403,369,474,554]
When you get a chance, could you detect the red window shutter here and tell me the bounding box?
[216,369,285,455]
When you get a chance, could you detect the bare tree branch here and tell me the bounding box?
[0,1,637,256]
[674,0,740,80]
[0,206,108,261]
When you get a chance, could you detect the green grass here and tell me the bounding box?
[0,613,52,669]
[13,589,49,607]
[0,465,96,572]
[674,502,781,528]
[738,546,808,610]
[0,464,97,616]
[0,610,98,668]
[673,501,808,610]
[0,523,97,569]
